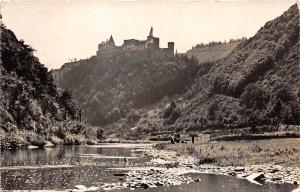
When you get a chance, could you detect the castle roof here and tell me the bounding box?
[148,27,153,37]
[108,35,115,45]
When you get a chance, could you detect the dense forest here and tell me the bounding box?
[171,4,300,132]
[0,24,97,148]
[54,49,206,127]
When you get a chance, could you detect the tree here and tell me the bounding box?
[59,89,77,119]
[97,128,104,139]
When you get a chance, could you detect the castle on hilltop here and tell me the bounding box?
[96,27,174,56]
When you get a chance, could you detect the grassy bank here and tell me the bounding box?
[160,138,300,167]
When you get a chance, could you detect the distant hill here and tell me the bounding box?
[0,24,95,148]
[187,39,246,63]
[53,49,207,127]
[171,4,300,132]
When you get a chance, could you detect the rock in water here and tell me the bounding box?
[86,186,99,191]
[74,185,87,190]
[234,167,245,172]
[44,141,55,148]
[246,173,265,185]
[114,173,127,176]
[140,183,150,189]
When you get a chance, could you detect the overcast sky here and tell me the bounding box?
[0,0,296,69]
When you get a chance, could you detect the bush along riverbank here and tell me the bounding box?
[0,121,102,149]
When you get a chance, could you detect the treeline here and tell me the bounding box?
[0,24,97,148]
[0,24,79,125]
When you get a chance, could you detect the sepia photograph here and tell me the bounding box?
[0,0,299,191]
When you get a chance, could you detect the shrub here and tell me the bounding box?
[97,128,104,139]
[154,143,168,150]
[63,133,76,145]
[0,133,28,149]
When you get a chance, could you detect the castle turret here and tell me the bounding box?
[146,27,159,49]
[108,35,115,46]
[168,42,174,54]
[96,35,117,55]
[148,27,153,38]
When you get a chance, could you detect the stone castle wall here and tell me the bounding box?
[96,28,174,57]
[96,43,174,57]
[96,47,174,60]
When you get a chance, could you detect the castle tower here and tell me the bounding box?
[96,34,117,55]
[148,27,153,38]
[146,27,159,49]
[108,35,115,46]
[168,42,174,54]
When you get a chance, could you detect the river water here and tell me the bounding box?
[0,144,298,192]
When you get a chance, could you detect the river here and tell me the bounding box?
[0,144,298,191]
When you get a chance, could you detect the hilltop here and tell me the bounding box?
[53,29,207,129]
[0,24,98,148]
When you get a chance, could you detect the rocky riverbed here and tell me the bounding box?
[70,145,300,191]
[144,147,300,185]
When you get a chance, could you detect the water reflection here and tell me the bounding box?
[0,145,134,166]
[121,174,298,192]
[0,145,298,192]
[0,145,140,190]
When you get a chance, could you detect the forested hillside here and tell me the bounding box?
[0,24,96,148]
[53,4,299,137]
[171,4,300,132]
[54,50,207,127]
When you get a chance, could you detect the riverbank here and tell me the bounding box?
[0,129,152,150]
[0,120,101,149]
[159,138,300,185]
[1,141,299,191]
[76,140,300,191]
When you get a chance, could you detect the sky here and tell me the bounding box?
[0,0,297,69]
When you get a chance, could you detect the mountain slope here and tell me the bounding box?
[187,39,245,63]
[54,48,205,127]
[0,24,95,148]
[171,4,300,132]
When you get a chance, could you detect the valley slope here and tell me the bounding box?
[171,4,300,133]
[187,39,245,63]
[53,48,202,128]
[0,24,96,148]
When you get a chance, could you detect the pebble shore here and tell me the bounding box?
[71,147,300,191]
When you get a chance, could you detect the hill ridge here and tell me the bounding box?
[171,4,299,132]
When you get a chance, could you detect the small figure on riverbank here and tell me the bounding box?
[124,157,128,165]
